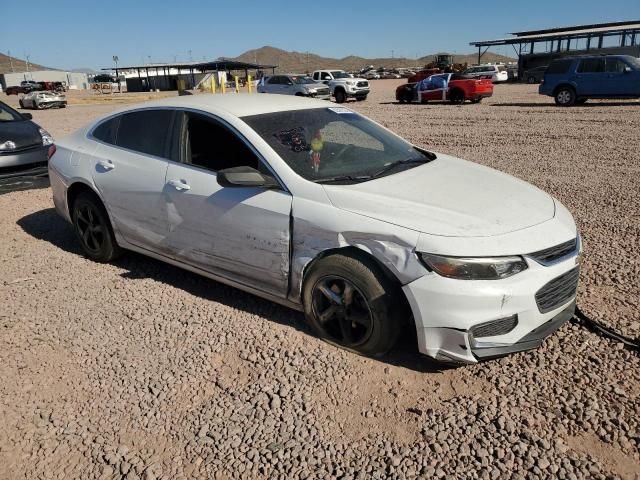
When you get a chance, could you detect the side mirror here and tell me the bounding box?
[21,113,33,120]
[217,166,279,189]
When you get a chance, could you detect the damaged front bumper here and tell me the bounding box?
[402,254,580,364]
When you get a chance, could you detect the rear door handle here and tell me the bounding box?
[168,179,191,191]
[97,159,114,170]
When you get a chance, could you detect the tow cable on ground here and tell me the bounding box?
[571,305,640,351]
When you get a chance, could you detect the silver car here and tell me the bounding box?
[19,91,67,110]
[257,74,330,100]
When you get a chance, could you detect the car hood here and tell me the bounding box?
[0,120,42,149]
[322,154,555,237]
[332,77,367,83]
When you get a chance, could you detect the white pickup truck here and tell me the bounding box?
[311,70,370,103]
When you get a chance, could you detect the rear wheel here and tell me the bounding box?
[334,89,346,103]
[303,253,404,357]
[72,192,122,262]
[554,87,576,106]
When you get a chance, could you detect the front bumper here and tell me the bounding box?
[346,88,370,98]
[403,249,581,364]
[0,145,49,178]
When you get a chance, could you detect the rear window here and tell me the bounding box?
[116,110,173,158]
[546,59,573,74]
[92,116,119,145]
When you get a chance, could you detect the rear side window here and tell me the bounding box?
[546,59,573,74]
[267,76,281,84]
[92,116,119,145]
[577,58,605,73]
[116,110,173,158]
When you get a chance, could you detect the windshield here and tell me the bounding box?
[331,71,351,79]
[0,102,23,122]
[242,107,434,183]
[291,76,315,85]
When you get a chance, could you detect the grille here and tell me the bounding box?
[357,81,369,88]
[470,315,518,338]
[316,88,330,95]
[529,238,577,265]
[535,267,580,313]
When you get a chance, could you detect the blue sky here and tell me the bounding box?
[2,0,638,69]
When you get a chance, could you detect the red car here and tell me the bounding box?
[396,73,493,104]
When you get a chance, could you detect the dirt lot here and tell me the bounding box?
[1,82,639,480]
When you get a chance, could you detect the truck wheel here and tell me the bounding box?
[334,89,346,103]
[555,87,576,106]
[450,89,465,104]
[303,252,404,357]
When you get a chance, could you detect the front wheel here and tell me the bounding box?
[554,87,576,106]
[334,89,346,103]
[303,253,404,357]
[72,192,122,262]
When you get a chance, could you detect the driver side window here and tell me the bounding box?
[180,112,262,173]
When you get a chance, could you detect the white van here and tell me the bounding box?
[463,64,508,83]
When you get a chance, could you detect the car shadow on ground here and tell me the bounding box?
[493,101,640,107]
[18,208,447,374]
[0,175,50,195]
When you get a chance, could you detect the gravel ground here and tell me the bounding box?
[1,82,638,480]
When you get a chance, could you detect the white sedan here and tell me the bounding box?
[49,95,581,364]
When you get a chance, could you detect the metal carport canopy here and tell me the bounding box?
[101,58,277,72]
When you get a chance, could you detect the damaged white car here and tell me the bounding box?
[49,95,581,364]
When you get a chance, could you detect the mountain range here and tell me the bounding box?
[233,46,515,73]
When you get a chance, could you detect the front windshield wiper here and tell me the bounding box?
[313,175,372,184]
[370,157,431,179]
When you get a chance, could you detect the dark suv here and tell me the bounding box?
[539,55,640,106]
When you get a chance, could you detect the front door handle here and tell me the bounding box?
[168,179,191,191]
[97,159,114,170]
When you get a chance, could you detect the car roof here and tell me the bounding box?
[107,93,333,118]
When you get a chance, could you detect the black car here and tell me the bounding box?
[0,101,54,178]
[523,66,548,84]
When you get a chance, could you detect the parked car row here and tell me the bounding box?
[5,80,66,95]
[19,91,67,110]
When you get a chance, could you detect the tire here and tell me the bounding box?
[334,89,346,104]
[450,89,465,104]
[71,191,122,262]
[19,99,24,108]
[302,252,404,357]
[527,76,536,84]
[554,87,576,106]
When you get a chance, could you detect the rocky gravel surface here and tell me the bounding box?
[1,82,639,479]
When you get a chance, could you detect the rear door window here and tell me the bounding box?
[116,109,173,158]
[92,116,120,145]
[546,59,573,74]
[577,58,605,73]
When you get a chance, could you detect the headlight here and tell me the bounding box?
[0,140,17,151]
[346,80,356,86]
[305,87,316,94]
[39,128,54,146]
[418,253,528,280]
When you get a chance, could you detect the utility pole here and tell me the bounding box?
[8,51,14,72]
[391,50,394,59]
[25,53,31,73]
[188,50,193,61]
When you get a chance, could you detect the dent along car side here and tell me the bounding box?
[49,94,581,364]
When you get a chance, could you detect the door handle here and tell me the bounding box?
[97,159,114,170]
[168,179,191,191]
